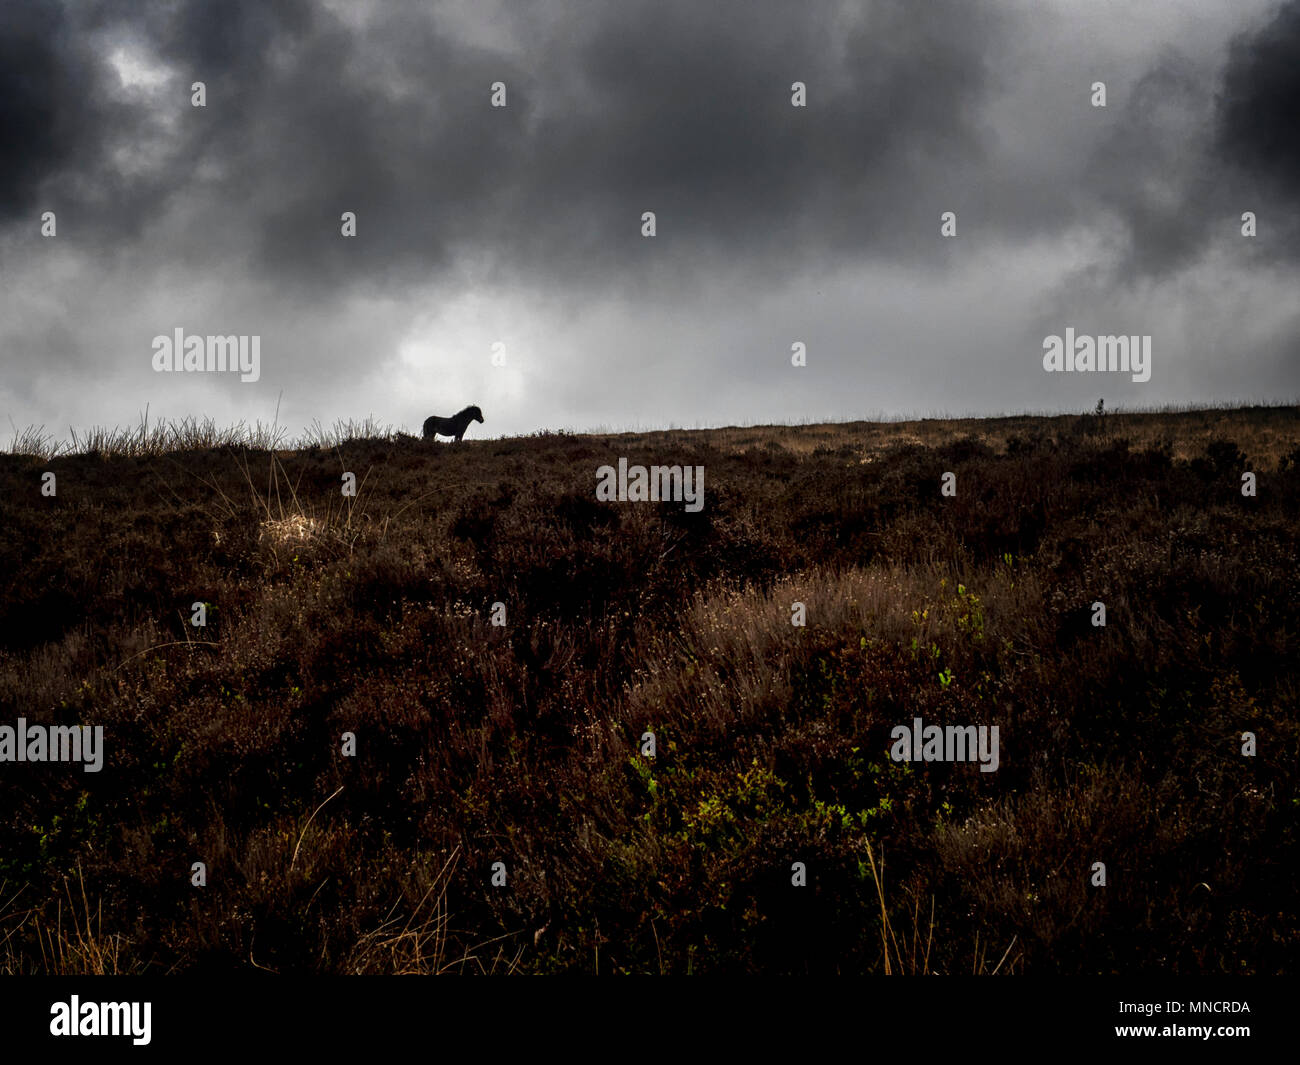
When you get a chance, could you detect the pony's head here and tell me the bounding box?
[465,405,484,423]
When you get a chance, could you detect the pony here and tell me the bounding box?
[422,405,484,441]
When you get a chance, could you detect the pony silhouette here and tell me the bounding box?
[423,405,484,441]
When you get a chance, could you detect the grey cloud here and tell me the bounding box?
[1,0,1296,439]
[1218,0,1300,196]
[2,0,1010,300]
[1077,0,1300,284]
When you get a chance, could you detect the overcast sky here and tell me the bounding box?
[1,0,1297,441]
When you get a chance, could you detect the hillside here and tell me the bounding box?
[1,405,1298,974]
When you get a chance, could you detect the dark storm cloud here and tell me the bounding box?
[1077,0,1300,283]
[511,0,1002,286]
[1083,51,1229,281]
[1218,0,1300,197]
[0,2,97,222]
[6,0,1297,292]
[1,0,1296,438]
[0,0,1009,298]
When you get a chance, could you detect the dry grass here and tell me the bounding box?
[593,402,1300,468]
[347,849,525,975]
[0,866,138,976]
